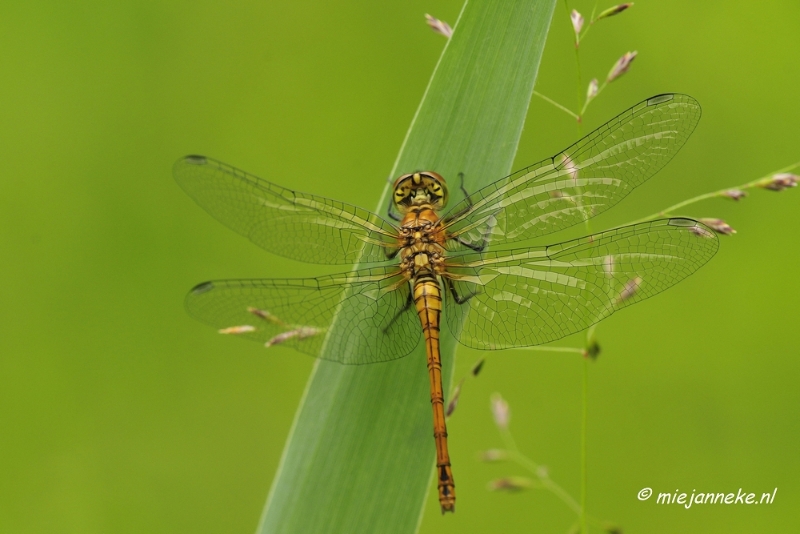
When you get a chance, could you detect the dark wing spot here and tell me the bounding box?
[191,281,215,294]
[184,155,208,165]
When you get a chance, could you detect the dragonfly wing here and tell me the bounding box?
[443,94,702,251]
[443,218,718,349]
[174,156,399,264]
[186,267,420,364]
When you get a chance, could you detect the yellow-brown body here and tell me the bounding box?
[393,172,456,513]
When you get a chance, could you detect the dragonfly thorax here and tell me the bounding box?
[392,171,448,213]
[399,241,445,278]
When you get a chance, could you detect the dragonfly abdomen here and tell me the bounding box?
[413,273,456,513]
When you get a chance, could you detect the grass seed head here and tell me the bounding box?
[699,218,737,235]
[571,9,584,35]
[587,78,599,102]
[488,476,533,492]
[595,3,634,22]
[425,14,453,38]
[722,189,747,200]
[490,393,510,430]
[479,449,509,462]
[607,51,638,82]
[759,173,798,191]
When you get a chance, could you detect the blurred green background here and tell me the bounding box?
[1,1,798,532]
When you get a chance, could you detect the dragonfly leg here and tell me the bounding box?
[457,172,470,203]
[381,289,413,334]
[443,173,474,222]
[445,173,493,253]
[384,247,401,260]
[453,236,487,253]
[387,203,402,221]
[445,278,478,305]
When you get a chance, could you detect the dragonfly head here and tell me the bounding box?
[392,171,448,212]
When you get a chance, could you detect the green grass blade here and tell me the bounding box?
[256,1,556,532]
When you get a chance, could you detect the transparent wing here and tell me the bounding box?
[185,267,420,364]
[443,94,702,251]
[174,156,400,264]
[443,218,718,349]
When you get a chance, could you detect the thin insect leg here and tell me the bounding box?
[445,172,491,253]
[443,173,474,222]
[450,211,497,253]
[382,289,413,333]
[459,210,498,253]
[455,204,502,252]
[387,204,401,221]
[454,236,486,253]
[445,278,478,305]
[457,172,471,207]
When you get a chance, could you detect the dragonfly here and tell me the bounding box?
[175,93,718,513]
